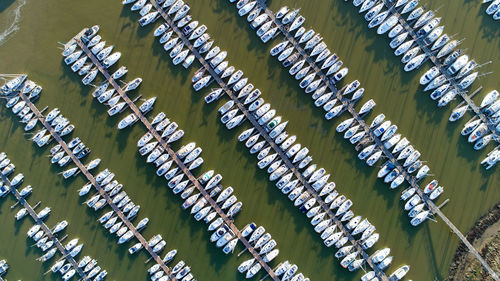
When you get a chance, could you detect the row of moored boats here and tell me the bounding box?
[0,153,107,281]
[121,2,313,279]
[348,0,500,159]
[64,25,198,281]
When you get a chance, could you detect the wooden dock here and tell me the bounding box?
[380,0,499,143]
[14,90,178,281]
[0,173,88,280]
[74,22,281,280]
[255,1,499,280]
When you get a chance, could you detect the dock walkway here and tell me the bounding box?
[0,173,88,280]
[149,2,390,280]
[15,90,177,280]
[74,24,280,280]
[380,0,499,142]
[256,1,499,280]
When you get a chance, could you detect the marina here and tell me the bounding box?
[126,2,398,280]
[10,88,179,280]
[0,0,498,280]
[69,28,288,281]
[0,169,90,281]
[226,0,499,279]
[374,0,500,145]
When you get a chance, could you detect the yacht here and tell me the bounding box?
[382,133,401,149]
[416,16,441,38]
[344,125,359,139]
[270,41,290,57]
[447,54,469,75]
[71,56,88,72]
[468,123,488,143]
[247,7,261,22]
[238,1,257,16]
[365,3,384,21]
[95,45,113,61]
[360,0,378,13]
[380,124,397,142]
[485,99,500,116]
[487,0,500,14]
[448,105,468,122]
[311,41,327,57]
[401,46,420,64]
[117,113,138,130]
[19,185,33,197]
[420,66,440,85]
[102,52,121,69]
[424,25,444,45]
[131,0,146,10]
[359,99,376,115]
[457,72,478,89]
[372,120,390,137]
[368,10,389,28]
[304,34,323,50]
[82,68,98,85]
[388,24,404,38]
[431,33,450,51]
[429,83,449,100]
[437,39,458,58]
[139,11,159,26]
[394,39,414,57]
[64,50,83,65]
[366,150,383,166]
[377,15,398,34]
[456,59,477,80]
[251,14,269,29]
[62,43,77,57]
[390,32,408,49]
[15,208,27,220]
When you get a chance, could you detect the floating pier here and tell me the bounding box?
[0,173,88,280]
[14,90,178,281]
[73,26,281,280]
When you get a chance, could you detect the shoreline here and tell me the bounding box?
[446,202,500,280]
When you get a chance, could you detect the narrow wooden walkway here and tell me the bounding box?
[15,90,177,281]
[380,0,499,143]
[74,25,280,280]
[0,173,88,280]
[146,2,390,280]
[257,2,500,280]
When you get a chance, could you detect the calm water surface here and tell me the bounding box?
[0,0,499,280]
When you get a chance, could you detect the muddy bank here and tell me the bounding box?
[446,202,500,280]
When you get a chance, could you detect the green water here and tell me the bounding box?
[0,0,499,280]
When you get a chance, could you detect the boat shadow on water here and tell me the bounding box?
[149,36,190,85]
[478,6,500,45]
[212,0,267,54]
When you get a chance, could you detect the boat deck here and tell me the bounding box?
[74,22,281,280]
[14,88,177,281]
[256,1,499,280]
[0,173,89,280]
[380,0,499,143]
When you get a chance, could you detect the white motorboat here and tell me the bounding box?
[377,15,398,34]
[368,10,389,28]
[102,52,121,69]
[420,66,440,85]
[139,11,159,27]
[388,24,404,38]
